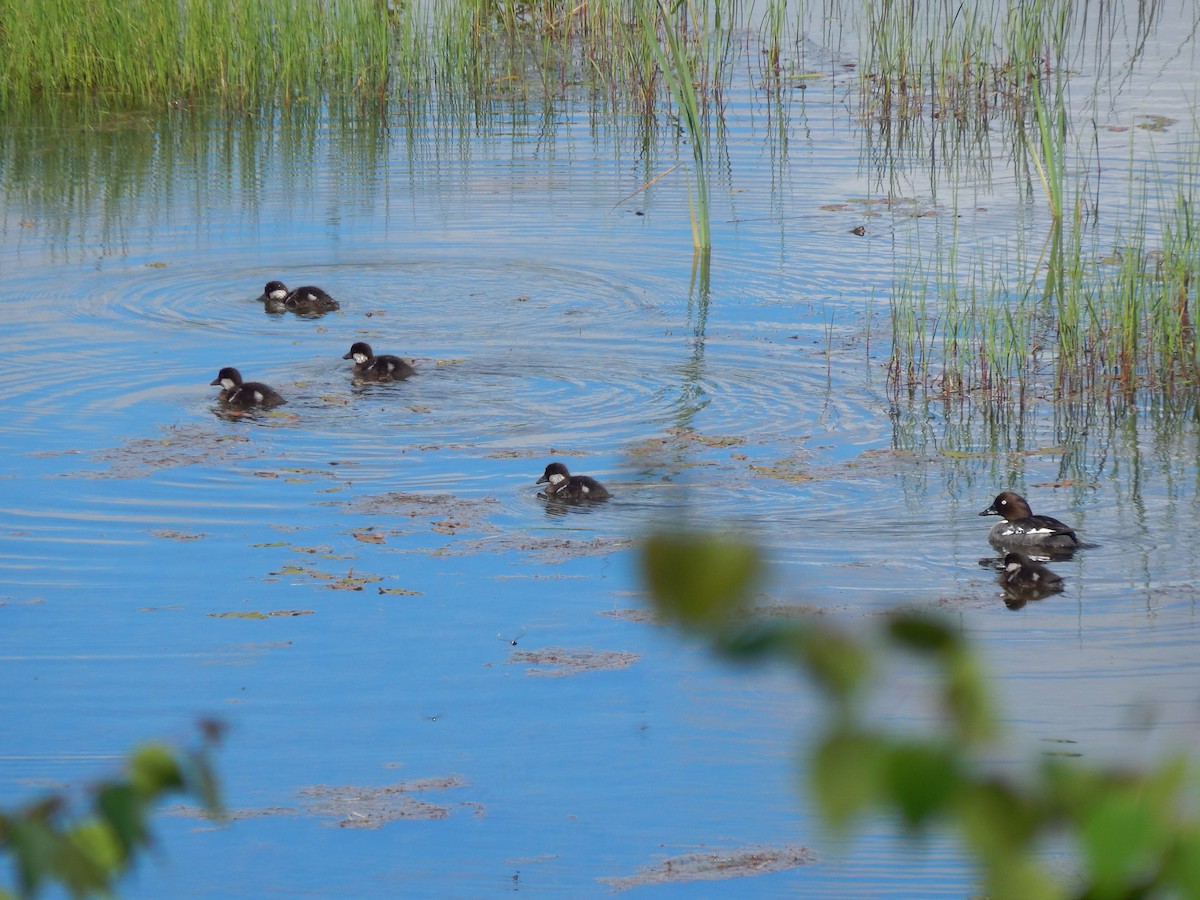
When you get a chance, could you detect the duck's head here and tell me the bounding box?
[210,367,243,390]
[343,342,373,364]
[537,462,571,486]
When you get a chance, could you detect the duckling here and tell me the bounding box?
[979,491,1080,552]
[257,280,340,315]
[342,341,415,381]
[536,462,611,501]
[210,367,284,409]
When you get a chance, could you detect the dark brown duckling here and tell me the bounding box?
[343,341,415,381]
[210,367,284,409]
[257,280,340,315]
[536,462,610,502]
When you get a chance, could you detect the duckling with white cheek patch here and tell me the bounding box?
[210,367,285,409]
[257,280,340,315]
[343,342,415,381]
[536,462,611,502]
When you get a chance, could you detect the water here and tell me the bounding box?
[3,14,1200,898]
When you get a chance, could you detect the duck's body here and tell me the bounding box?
[257,280,340,315]
[979,491,1080,551]
[537,462,610,502]
[210,367,284,409]
[343,342,414,381]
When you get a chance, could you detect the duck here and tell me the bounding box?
[536,462,611,501]
[343,341,415,381]
[978,491,1080,552]
[210,367,285,409]
[256,280,340,315]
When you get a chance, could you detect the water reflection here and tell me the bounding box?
[997,551,1066,610]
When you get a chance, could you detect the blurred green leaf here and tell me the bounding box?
[979,856,1060,900]
[1080,793,1159,895]
[956,779,1041,862]
[942,649,995,743]
[68,819,124,880]
[1163,825,1200,895]
[96,785,145,858]
[0,724,222,898]
[799,626,872,704]
[636,532,1200,898]
[128,744,184,797]
[811,729,885,831]
[883,741,962,830]
[1078,773,1178,896]
[886,611,960,657]
[642,533,760,630]
[6,819,56,896]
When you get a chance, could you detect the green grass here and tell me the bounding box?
[4,0,1200,397]
[886,178,1200,403]
[0,0,394,108]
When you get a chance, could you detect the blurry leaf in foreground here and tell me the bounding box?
[641,533,760,630]
[811,729,885,831]
[883,741,961,830]
[886,610,960,657]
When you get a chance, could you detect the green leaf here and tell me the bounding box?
[128,743,184,797]
[69,817,126,873]
[811,730,885,831]
[641,533,760,631]
[886,611,960,657]
[1162,825,1200,895]
[956,779,1041,862]
[942,649,995,743]
[96,785,146,857]
[883,741,961,830]
[1079,784,1171,894]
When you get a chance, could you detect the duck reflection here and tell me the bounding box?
[993,551,1065,610]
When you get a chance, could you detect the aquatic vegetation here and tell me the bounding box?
[886,178,1200,404]
[0,0,393,107]
[2,0,1198,397]
[639,0,713,250]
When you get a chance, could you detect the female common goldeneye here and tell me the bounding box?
[342,341,415,381]
[210,367,285,409]
[536,462,611,501]
[978,491,1080,551]
[257,280,340,315]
